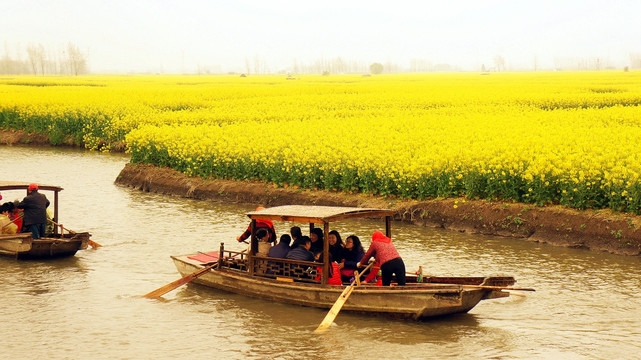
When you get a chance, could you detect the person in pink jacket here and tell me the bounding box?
[357,231,406,286]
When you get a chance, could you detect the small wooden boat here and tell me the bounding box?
[0,181,91,259]
[171,205,519,320]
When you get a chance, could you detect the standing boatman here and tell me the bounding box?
[18,183,50,239]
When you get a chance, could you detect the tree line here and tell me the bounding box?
[0,42,88,75]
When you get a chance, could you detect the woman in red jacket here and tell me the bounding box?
[357,231,406,286]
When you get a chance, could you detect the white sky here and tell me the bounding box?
[1,0,640,73]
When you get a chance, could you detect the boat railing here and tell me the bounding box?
[218,248,249,272]
[217,244,320,283]
[250,255,320,283]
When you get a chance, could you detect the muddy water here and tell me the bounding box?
[1,145,640,360]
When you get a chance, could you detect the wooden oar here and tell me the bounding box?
[142,262,219,298]
[314,261,375,332]
[142,248,247,299]
[48,219,102,248]
[404,283,535,292]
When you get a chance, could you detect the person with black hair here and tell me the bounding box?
[286,236,314,262]
[255,228,272,256]
[290,226,302,243]
[339,235,365,282]
[268,234,292,259]
[309,227,324,254]
[1,203,18,234]
[328,230,344,263]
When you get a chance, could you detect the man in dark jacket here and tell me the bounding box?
[285,236,314,262]
[268,234,292,259]
[18,183,49,239]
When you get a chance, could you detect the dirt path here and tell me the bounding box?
[116,163,641,256]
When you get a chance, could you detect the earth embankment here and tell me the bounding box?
[116,163,641,256]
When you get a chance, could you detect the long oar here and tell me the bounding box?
[315,261,375,332]
[403,283,535,292]
[48,219,102,248]
[142,248,247,299]
[142,262,218,298]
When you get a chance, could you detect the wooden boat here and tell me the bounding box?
[171,205,519,320]
[0,181,91,259]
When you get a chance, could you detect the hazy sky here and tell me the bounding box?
[2,0,640,73]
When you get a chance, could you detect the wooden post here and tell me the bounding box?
[218,242,224,269]
[250,219,258,255]
[322,222,329,285]
[385,215,392,238]
[54,190,59,236]
[248,219,256,276]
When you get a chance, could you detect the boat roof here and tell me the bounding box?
[0,181,63,192]
[246,205,395,224]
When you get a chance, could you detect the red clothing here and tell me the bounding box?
[316,262,342,285]
[358,231,401,267]
[10,211,23,232]
[238,219,276,242]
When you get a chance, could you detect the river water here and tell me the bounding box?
[1,145,640,360]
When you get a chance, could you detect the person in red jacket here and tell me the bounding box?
[357,231,406,286]
[237,206,276,244]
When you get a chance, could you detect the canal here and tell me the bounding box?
[1,145,640,359]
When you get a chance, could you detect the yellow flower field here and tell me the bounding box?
[2,72,641,212]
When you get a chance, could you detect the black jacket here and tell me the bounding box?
[18,191,49,225]
[268,242,291,259]
[285,247,314,262]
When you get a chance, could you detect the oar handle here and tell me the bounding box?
[47,218,76,234]
[47,218,102,248]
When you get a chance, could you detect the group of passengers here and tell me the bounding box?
[0,184,51,239]
[236,209,406,286]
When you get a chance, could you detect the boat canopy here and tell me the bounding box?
[0,181,63,234]
[246,205,395,224]
[0,181,63,192]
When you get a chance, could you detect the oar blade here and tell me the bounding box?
[315,286,355,332]
[88,240,102,248]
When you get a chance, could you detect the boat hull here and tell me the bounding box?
[0,233,90,259]
[172,255,497,320]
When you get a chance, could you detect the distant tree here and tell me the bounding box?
[629,53,641,69]
[27,43,47,75]
[65,42,87,75]
[493,55,505,72]
[369,62,383,74]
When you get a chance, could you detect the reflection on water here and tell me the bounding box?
[1,145,641,359]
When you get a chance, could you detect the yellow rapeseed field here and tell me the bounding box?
[2,72,641,212]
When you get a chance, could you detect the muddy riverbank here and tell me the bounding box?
[116,163,641,256]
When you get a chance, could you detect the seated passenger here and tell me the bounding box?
[1,203,18,234]
[9,201,23,233]
[339,235,365,282]
[268,234,292,259]
[285,236,314,262]
[328,230,344,263]
[290,226,303,243]
[310,227,324,254]
[255,229,272,256]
